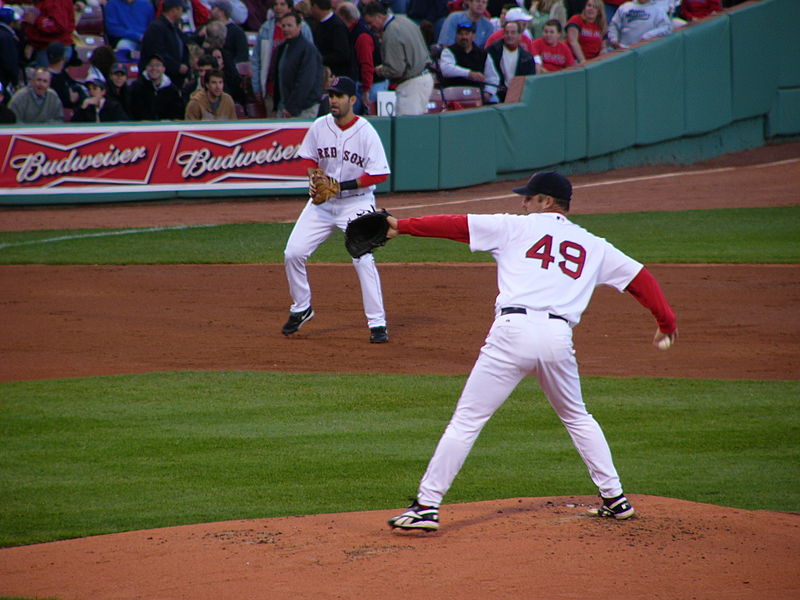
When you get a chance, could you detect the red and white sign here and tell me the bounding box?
[0,121,314,197]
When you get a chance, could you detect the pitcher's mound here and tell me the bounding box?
[1,495,798,600]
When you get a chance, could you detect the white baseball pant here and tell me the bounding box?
[284,194,387,329]
[417,310,624,506]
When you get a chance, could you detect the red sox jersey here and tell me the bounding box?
[468,212,642,325]
[298,114,390,198]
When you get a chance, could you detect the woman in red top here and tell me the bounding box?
[565,0,606,64]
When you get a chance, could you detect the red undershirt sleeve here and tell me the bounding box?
[397,215,470,243]
[298,158,317,171]
[625,267,677,334]
[357,173,388,187]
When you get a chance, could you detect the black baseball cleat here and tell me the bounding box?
[388,501,439,531]
[369,326,388,343]
[587,494,635,520]
[281,307,314,335]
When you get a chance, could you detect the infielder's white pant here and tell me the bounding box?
[396,72,434,116]
[417,310,623,506]
[284,195,386,328]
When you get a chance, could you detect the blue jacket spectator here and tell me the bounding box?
[104,0,155,53]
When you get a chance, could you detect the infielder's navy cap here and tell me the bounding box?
[512,171,572,201]
[327,76,357,97]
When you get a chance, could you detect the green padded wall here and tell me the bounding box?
[584,51,636,156]
[562,68,587,163]
[494,103,536,173]
[368,116,393,194]
[634,35,685,145]
[682,16,732,135]
[773,0,800,87]
[390,114,440,191]
[515,73,566,168]
[728,0,781,120]
[438,107,498,188]
[768,88,800,137]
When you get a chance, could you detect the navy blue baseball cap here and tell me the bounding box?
[327,76,357,97]
[512,171,572,201]
[456,21,476,31]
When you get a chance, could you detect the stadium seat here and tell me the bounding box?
[74,34,104,63]
[427,87,446,113]
[442,86,482,110]
[246,102,267,118]
[76,4,104,35]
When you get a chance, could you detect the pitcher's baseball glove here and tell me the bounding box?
[308,168,340,204]
[344,209,392,258]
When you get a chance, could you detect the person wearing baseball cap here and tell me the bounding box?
[327,74,357,98]
[281,72,392,343]
[139,0,190,87]
[482,5,536,52]
[72,77,130,122]
[511,170,572,202]
[383,171,677,531]
[438,20,500,103]
[108,62,133,116]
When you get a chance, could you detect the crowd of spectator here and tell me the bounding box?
[0,0,738,123]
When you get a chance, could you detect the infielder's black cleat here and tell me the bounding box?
[369,326,388,343]
[587,494,635,520]
[388,501,439,531]
[282,307,314,335]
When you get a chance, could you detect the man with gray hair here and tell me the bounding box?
[363,1,433,116]
[8,68,63,123]
[210,0,249,62]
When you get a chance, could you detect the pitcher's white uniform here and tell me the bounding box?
[285,114,391,328]
[404,213,645,506]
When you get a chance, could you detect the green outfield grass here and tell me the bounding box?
[0,206,798,265]
[1,372,798,548]
[1,204,797,554]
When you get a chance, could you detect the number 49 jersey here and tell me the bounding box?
[468,212,642,326]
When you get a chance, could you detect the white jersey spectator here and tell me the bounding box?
[607,0,672,49]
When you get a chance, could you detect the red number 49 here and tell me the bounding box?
[525,235,586,279]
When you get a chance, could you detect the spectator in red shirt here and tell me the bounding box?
[565,0,606,64]
[530,19,574,73]
[680,0,721,21]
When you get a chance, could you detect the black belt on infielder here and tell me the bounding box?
[500,307,568,323]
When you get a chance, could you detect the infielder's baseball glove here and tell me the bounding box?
[344,209,392,258]
[308,168,340,204]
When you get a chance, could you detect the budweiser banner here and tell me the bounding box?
[0,121,314,200]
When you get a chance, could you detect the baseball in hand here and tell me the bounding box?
[654,329,675,351]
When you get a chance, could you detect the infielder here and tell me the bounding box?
[282,76,392,343]
[386,171,678,531]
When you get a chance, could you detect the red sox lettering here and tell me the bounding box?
[316,147,368,168]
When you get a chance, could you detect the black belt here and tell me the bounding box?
[500,307,568,323]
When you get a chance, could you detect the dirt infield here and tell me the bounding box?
[0,142,798,599]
